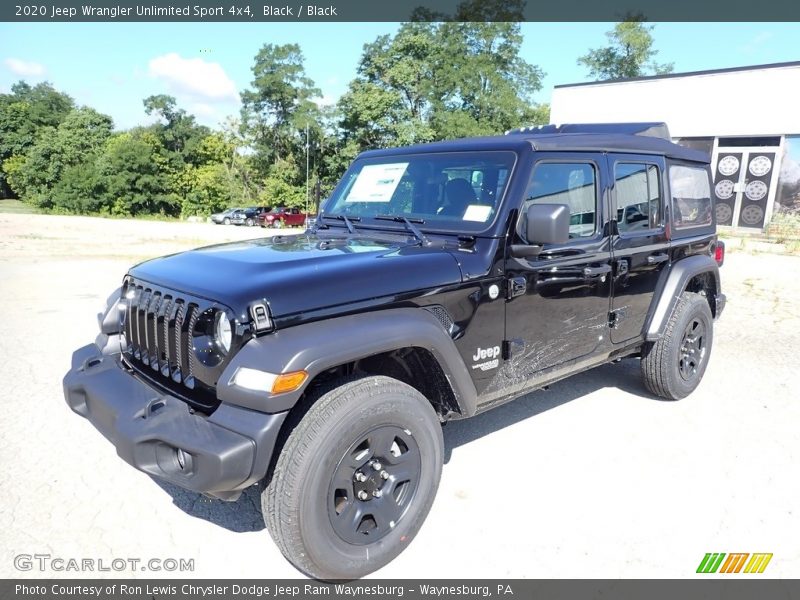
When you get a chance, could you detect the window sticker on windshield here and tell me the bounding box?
[463,204,492,222]
[345,163,409,203]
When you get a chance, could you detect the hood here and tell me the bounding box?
[128,233,464,319]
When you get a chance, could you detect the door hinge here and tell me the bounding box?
[608,308,627,329]
[507,276,526,299]
[502,338,524,360]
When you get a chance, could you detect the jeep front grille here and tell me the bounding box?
[121,277,218,411]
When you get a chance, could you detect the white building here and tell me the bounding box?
[550,61,800,231]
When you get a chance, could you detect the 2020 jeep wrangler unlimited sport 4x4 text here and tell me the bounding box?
[64,122,726,579]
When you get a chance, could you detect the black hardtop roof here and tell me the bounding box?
[522,132,710,162]
[358,124,710,164]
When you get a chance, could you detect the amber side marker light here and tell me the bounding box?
[272,370,309,394]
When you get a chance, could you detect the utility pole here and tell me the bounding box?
[305,122,310,216]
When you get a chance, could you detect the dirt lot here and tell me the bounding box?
[1,212,799,579]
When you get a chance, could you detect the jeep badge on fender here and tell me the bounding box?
[472,346,501,371]
[64,122,725,579]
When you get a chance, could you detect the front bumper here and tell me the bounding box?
[63,344,287,501]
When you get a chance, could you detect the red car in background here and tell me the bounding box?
[257,206,311,228]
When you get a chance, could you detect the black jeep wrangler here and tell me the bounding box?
[64,122,726,579]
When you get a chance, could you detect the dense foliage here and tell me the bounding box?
[578,21,673,81]
[0,19,661,217]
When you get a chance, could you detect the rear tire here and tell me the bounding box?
[223,217,230,225]
[245,218,254,227]
[641,291,713,400]
[263,376,443,580]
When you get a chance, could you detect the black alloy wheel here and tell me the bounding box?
[263,375,443,580]
[678,317,707,381]
[328,425,421,545]
[641,291,714,400]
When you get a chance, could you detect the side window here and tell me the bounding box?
[670,165,712,229]
[521,162,597,240]
[614,163,662,234]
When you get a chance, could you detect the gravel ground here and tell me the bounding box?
[1,212,799,579]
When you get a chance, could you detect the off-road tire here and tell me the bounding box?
[263,376,443,580]
[641,291,713,400]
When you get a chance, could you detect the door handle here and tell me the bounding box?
[583,264,612,278]
[537,248,584,259]
[647,253,669,265]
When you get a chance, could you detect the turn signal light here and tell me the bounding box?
[271,371,308,394]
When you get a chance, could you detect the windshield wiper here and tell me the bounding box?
[374,214,429,246]
[321,213,361,234]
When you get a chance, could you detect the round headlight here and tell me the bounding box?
[215,311,232,354]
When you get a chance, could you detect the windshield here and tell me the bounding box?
[323,151,516,233]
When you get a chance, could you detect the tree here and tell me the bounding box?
[340,23,437,150]
[4,107,112,208]
[220,116,257,205]
[178,162,235,217]
[338,19,547,156]
[143,94,209,161]
[430,21,544,138]
[578,20,674,81]
[175,132,247,217]
[96,131,179,216]
[0,81,75,197]
[241,43,321,174]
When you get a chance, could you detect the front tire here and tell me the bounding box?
[223,217,231,225]
[641,291,713,400]
[263,376,443,580]
[245,218,254,227]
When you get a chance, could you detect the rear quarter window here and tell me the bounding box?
[669,165,713,231]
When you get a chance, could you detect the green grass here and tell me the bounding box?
[785,240,800,255]
[769,211,800,227]
[0,200,191,222]
[0,199,41,214]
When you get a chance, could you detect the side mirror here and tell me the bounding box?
[510,203,570,258]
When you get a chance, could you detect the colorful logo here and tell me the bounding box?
[696,553,773,574]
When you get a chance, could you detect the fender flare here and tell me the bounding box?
[645,254,720,341]
[218,308,479,416]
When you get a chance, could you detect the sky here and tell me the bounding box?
[1,22,799,130]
